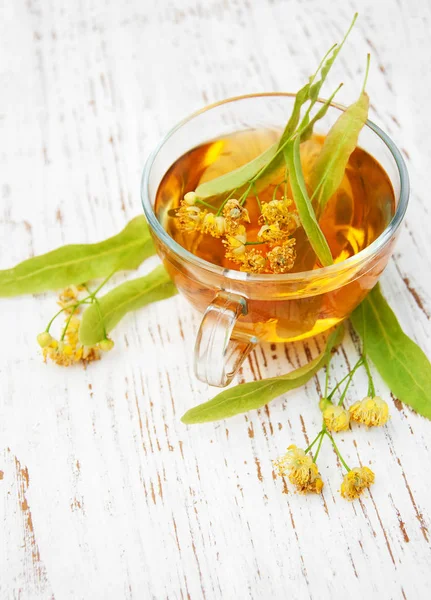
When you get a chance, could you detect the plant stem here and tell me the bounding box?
[325,432,351,472]
[216,187,239,216]
[238,183,253,206]
[327,357,363,401]
[337,357,364,406]
[324,355,331,398]
[245,241,265,246]
[196,198,216,210]
[363,355,376,397]
[60,303,80,341]
[313,431,325,462]
[252,183,263,215]
[305,429,324,454]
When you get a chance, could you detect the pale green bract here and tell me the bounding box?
[310,90,369,214]
[284,138,333,266]
[0,216,155,297]
[79,265,177,345]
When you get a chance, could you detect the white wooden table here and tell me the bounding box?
[1,1,430,598]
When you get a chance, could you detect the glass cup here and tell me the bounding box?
[141,94,409,387]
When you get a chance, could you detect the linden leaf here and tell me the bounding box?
[181,326,344,424]
[310,69,369,214]
[79,265,177,345]
[0,216,155,297]
[351,285,431,420]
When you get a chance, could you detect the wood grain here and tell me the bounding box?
[1,0,430,598]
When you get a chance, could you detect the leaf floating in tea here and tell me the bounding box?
[195,144,278,199]
[181,326,344,424]
[79,265,177,345]
[0,216,155,297]
[310,56,370,214]
[351,285,431,420]
[284,138,333,266]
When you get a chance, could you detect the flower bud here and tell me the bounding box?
[99,338,115,351]
[183,191,197,205]
[319,397,332,412]
[37,332,53,348]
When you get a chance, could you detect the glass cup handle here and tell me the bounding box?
[194,291,257,388]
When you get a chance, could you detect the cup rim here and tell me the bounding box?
[141,92,410,283]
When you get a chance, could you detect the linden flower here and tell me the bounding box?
[42,314,102,367]
[240,249,266,273]
[223,199,250,234]
[323,405,350,432]
[201,213,226,237]
[183,191,198,205]
[260,198,299,234]
[223,225,247,262]
[267,239,296,273]
[58,285,85,312]
[257,223,289,244]
[273,445,324,494]
[261,198,293,224]
[340,467,375,500]
[176,204,205,232]
[349,396,390,427]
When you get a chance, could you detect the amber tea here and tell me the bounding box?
[154,129,395,342]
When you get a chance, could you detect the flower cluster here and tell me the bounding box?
[349,396,390,427]
[175,191,299,274]
[273,445,324,494]
[37,286,114,367]
[340,467,375,500]
[274,355,389,501]
[321,395,390,432]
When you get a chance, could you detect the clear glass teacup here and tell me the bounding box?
[141,94,409,388]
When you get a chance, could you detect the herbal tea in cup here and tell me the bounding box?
[141,41,408,388]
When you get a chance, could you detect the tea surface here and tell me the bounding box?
[155,129,395,273]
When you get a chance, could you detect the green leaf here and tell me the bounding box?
[194,14,358,202]
[284,138,333,266]
[0,216,155,297]
[310,89,369,214]
[181,326,344,424]
[195,143,278,199]
[300,83,343,142]
[79,265,177,345]
[350,285,431,420]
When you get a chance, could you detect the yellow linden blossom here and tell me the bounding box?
[340,466,375,500]
[223,199,250,234]
[42,314,103,367]
[260,198,299,235]
[267,239,296,273]
[323,405,350,432]
[223,225,247,263]
[177,204,206,232]
[349,396,390,427]
[239,249,266,274]
[257,223,289,244]
[261,198,292,223]
[273,445,324,494]
[201,213,226,237]
[58,285,85,313]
